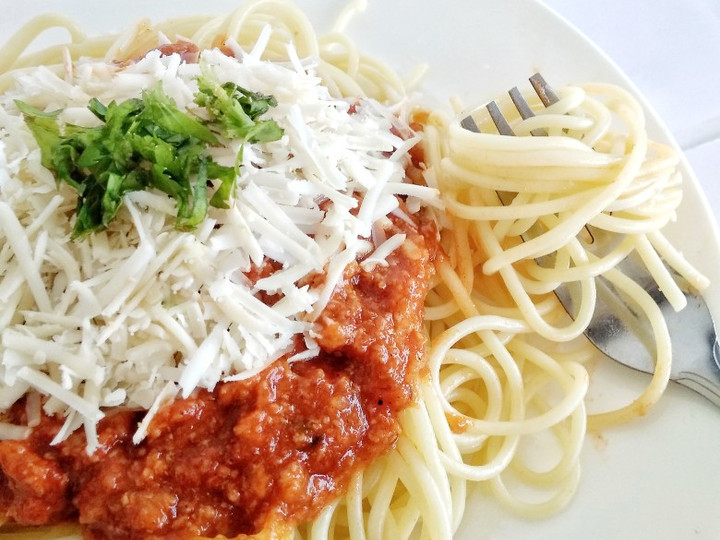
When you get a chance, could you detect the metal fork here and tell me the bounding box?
[461,73,720,407]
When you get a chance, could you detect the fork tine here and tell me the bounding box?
[508,86,548,137]
[508,87,534,119]
[486,101,515,135]
[460,115,480,133]
[529,72,559,106]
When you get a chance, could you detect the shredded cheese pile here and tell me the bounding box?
[0,42,438,450]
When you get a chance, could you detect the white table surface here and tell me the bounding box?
[542,0,720,229]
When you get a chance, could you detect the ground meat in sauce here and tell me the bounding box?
[0,213,436,539]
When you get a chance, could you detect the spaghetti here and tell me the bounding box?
[0,1,709,539]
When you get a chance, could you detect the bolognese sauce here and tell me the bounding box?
[0,213,436,539]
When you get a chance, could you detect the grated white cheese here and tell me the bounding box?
[132,381,178,444]
[360,233,407,271]
[0,422,31,441]
[0,42,439,451]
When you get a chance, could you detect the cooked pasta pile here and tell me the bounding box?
[0,1,708,539]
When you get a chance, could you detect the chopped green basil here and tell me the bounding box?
[17,75,283,239]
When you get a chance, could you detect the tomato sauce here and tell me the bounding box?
[0,214,435,539]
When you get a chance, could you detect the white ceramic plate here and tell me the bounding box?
[2,1,719,539]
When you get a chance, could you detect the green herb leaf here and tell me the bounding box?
[141,85,218,144]
[207,161,238,209]
[194,74,284,142]
[14,101,63,170]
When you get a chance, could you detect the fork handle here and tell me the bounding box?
[673,339,720,407]
[675,372,720,407]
